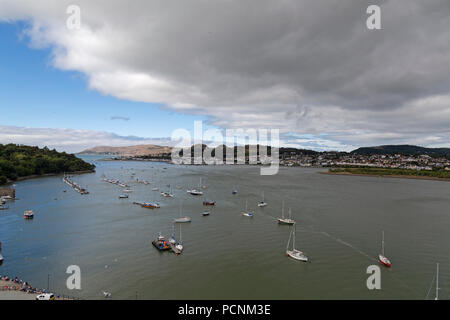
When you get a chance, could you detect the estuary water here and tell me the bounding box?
[0,156,449,299]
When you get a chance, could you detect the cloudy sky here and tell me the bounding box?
[1,0,450,152]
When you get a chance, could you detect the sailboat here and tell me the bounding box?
[257,191,267,207]
[187,178,204,196]
[378,231,391,267]
[286,224,308,262]
[173,202,191,223]
[241,200,254,217]
[169,225,177,245]
[175,226,184,252]
[161,184,174,197]
[278,203,295,225]
[435,263,440,300]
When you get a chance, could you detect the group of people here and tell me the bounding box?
[0,274,52,296]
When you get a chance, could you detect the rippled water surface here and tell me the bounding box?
[0,156,449,299]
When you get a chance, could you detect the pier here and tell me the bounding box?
[63,175,89,195]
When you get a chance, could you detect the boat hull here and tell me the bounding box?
[378,254,391,267]
[286,250,308,262]
[278,219,295,225]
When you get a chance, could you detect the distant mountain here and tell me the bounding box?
[79,144,172,157]
[351,145,450,156]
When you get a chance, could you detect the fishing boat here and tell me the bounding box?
[202,211,210,216]
[286,225,308,262]
[278,202,295,225]
[119,194,129,199]
[203,200,215,206]
[378,231,391,267]
[24,210,34,220]
[257,191,267,207]
[173,203,191,223]
[241,200,254,217]
[152,233,171,251]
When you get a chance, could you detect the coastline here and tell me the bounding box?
[321,171,450,182]
[1,169,95,187]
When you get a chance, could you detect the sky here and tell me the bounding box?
[1,0,450,153]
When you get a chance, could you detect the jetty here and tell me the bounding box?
[102,177,129,188]
[63,175,89,195]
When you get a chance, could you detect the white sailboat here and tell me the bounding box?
[187,178,204,196]
[241,200,254,217]
[175,226,184,252]
[173,202,191,223]
[435,263,440,300]
[378,231,391,267]
[286,224,308,262]
[161,185,174,197]
[277,201,295,225]
[257,191,267,207]
[169,225,177,245]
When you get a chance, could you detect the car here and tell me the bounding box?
[36,293,55,300]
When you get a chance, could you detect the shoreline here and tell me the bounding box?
[1,170,95,187]
[321,171,450,182]
[0,277,73,300]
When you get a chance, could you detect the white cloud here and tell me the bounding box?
[0,126,173,153]
[1,0,450,149]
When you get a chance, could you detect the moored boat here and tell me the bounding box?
[241,200,254,217]
[257,191,267,207]
[173,202,191,223]
[378,231,391,267]
[202,211,210,216]
[203,200,215,206]
[24,210,34,220]
[152,233,171,251]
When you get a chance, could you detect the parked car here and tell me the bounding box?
[36,293,55,300]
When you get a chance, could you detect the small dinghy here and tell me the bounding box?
[202,211,210,216]
[119,194,129,199]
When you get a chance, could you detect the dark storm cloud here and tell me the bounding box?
[1,0,450,149]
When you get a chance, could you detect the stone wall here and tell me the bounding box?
[0,187,15,198]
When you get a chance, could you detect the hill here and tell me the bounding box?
[351,145,450,157]
[0,144,95,185]
[79,144,172,157]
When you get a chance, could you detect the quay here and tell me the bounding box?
[63,175,89,195]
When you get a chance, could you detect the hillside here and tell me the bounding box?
[0,144,95,185]
[351,145,450,157]
[79,144,172,157]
